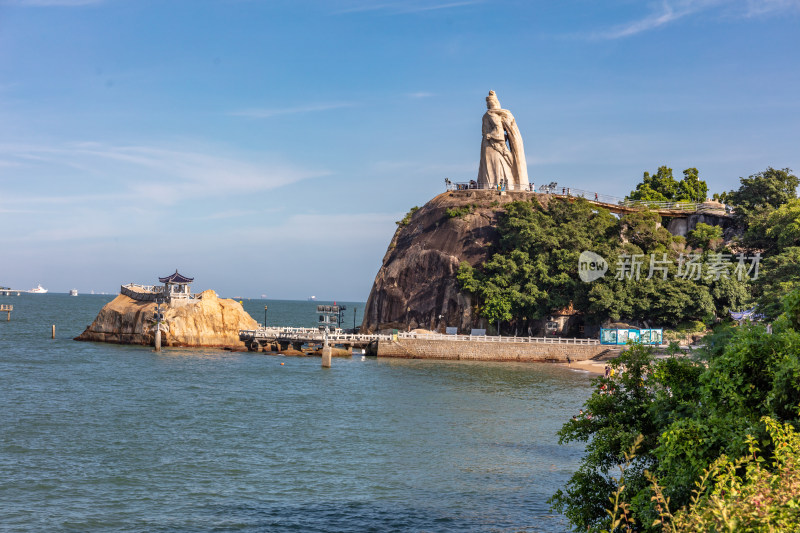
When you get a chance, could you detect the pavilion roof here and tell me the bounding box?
[159,270,194,284]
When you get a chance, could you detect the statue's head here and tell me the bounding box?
[486,90,500,110]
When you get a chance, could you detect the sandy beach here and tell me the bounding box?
[559,359,608,375]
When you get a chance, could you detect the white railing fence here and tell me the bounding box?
[240,326,599,345]
[445,182,731,214]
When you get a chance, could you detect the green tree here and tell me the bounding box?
[628,166,678,202]
[753,247,800,319]
[665,417,800,532]
[456,197,621,332]
[628,166,709,204]
[676,167,708,203]
[552,289,800,532]
[620,211,673,252]
[686,222,723,250]
[743,197,800,255]
[728,167,799,227]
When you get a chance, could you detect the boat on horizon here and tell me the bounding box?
[29,284,48,294]
[307,296,317,301]
[70,289,78,296]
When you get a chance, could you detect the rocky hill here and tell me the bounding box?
[361,190,737,335]
[361,189,546,333]
[75,289,258,348]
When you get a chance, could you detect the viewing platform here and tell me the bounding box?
[121,270,201,304]
[445,181,731,218]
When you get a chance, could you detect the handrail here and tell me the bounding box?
[239,327,600,345]
[445,182,731,215]
[120,283,202,302]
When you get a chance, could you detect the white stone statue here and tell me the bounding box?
[477,90,528,190]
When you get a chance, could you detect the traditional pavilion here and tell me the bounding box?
[159,270,194,302]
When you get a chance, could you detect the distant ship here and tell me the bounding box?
[29,284,48,294]
[70,289,78,296]
[307,296,317,301]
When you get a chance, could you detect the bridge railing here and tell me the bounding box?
[445,182,729,214]
[121,284,203,302]
[240,327,599,345]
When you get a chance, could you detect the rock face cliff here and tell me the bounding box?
[362,189,540,333]
[75,289,258,347]
[361,190,735,334]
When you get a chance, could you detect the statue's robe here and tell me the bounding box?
[477,109,528,190]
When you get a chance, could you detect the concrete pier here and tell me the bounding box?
[238,327,617,363]
[376,336,612,362]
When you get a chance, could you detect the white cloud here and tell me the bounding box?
[0,141,326,207]
[743,0,800,16]
[590,0,800,40]
[407,92,435,99]
[593,0,722,39]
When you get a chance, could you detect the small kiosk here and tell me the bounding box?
[159,270,194,303]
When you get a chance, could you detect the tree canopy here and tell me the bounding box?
[728,167,799,226]
[627,166,709,204]
[457,196,749,333]
[551,289,800,532]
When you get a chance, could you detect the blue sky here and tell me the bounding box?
[1,0,798,299]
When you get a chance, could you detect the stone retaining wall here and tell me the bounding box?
[120,285,159,302]
[377,337,610,362]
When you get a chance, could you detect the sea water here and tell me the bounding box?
[0,294,593,532]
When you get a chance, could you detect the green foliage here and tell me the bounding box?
[629,166,678,202]
[621,211,672,251]
[396,206,419,227]
[628,166,709,203]
[732,186,800,319]
[687,222,723,250]
[677,168,709,204]
[550,344,672,531]
[622,417,800,533]
[455,197,620,331]
[445,204,476,218]
[712,191,730,204]
[664,417,800,532]
[455,197,750,331]
[742,197,800,256]
[728,167,799,227]
[553,289,800,532]
[753,247,800,320]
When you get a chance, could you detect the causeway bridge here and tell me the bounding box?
[240,327,385,353]
[447,182,731,219]
[238,326,601,360]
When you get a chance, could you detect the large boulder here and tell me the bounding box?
[75,289,258,347]
[361,189,548,333]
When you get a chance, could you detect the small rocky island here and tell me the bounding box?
[75,271,257,348]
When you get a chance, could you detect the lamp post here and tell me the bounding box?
[353,307,357,332]
[264,305,268,328]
